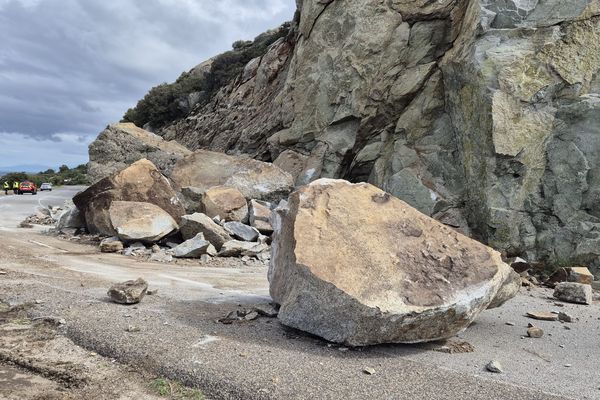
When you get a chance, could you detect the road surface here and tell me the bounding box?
[0,186,598,399]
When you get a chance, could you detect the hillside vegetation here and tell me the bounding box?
[122,23,290,130]
[0,164,88,186]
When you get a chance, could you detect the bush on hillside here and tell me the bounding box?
[122,23,290,130]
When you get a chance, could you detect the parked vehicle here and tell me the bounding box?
[18,181,37,195]
[40,183,53,191]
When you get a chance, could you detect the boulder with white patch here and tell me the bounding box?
[269,179,515,346]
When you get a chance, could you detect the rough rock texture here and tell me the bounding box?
[553,282,593,305]
[269,179,514,345]
[73,159,185,236]
[109,201,178,242]
[100,237,124,253]
[56,207,85,231]
[172,233,216,258]
[101,0,600,274]
[107,278,148,304]
[249,200,274,233]
[201,186,248,222]
[170,150,294,201]
[179,213,232,250]
[88,123,191,182]
[219,240,269,258]
[223,221,260,242]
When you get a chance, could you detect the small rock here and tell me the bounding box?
[567,267,594,285]
[510,257,530,273]
[126,325,141,332]
[223,221,260,242]
[151,244,161,253]
[249,199,274,233]
[547,268,568,285]
[557,312,573,323]
[149,251,173,263]
[527,326,544,338]
[244,311,259,321]
[554,282,592,305]
[363,368,376,375]
[108,278,148,304]
[173,233,215,258]
[253,303,279,318]
[564,364,572,368]
[485,360,503,373]
[147,289,158,295]
[100,237,124,253]
[505,321,515,326]
[0,270,7,275]
[219,240,269,258]
[202,186,248,222]
[526,311,557,321]
[200,254,212,263]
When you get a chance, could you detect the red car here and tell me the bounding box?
[18,181,37,195]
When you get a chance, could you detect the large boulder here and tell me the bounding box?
[170,150,294,201]
[73,159,185,236]
[269,179,515,346]
[88,123,191,183]
[109,201,178,242]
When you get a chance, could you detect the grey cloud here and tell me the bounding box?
[0,0,295,147]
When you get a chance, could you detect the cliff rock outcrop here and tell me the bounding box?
[92,0,600,274]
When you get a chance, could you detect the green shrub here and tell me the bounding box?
[122,23,291,130]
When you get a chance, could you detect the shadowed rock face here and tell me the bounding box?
[92,0,600,274]
[74,159,185,236]
[269,179,513,345]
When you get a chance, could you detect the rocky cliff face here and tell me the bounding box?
[105,0,600,274]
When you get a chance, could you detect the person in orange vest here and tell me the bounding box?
[12,181,19,195]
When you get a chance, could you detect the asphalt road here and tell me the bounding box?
[0,187,598,400]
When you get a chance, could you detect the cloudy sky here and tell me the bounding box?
[0,0,295,171]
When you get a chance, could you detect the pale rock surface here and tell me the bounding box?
[269,179,515,346]
[249,200,274,233]
[554,282,593,305]
[73,159,184,236]
[173,233,216,258]
[109,201,178,242]
[179,213,232,250]
[223,221,260,242]
[219,240,269,258]
[170,149,294,201]
[88,123,191,182]
[201,186,248,223]
[108,278,148,304]
[99,237,124,253]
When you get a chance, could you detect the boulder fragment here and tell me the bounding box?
[109,201,178,242]
[249,200,274,233]
[56,207,85,231]
[173,233,217,258]
[73,159,185,236]
[554,282,592,305]
[223,221,260,242]
[108,278,148,304]
[269,179,515,346]
[202,186,248,222]
[567,267,594,285]
[179,213,232,250]
[170,149,294,201]
[527,326,544,338]
[100,237,124,253]
[219,240,269,258]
